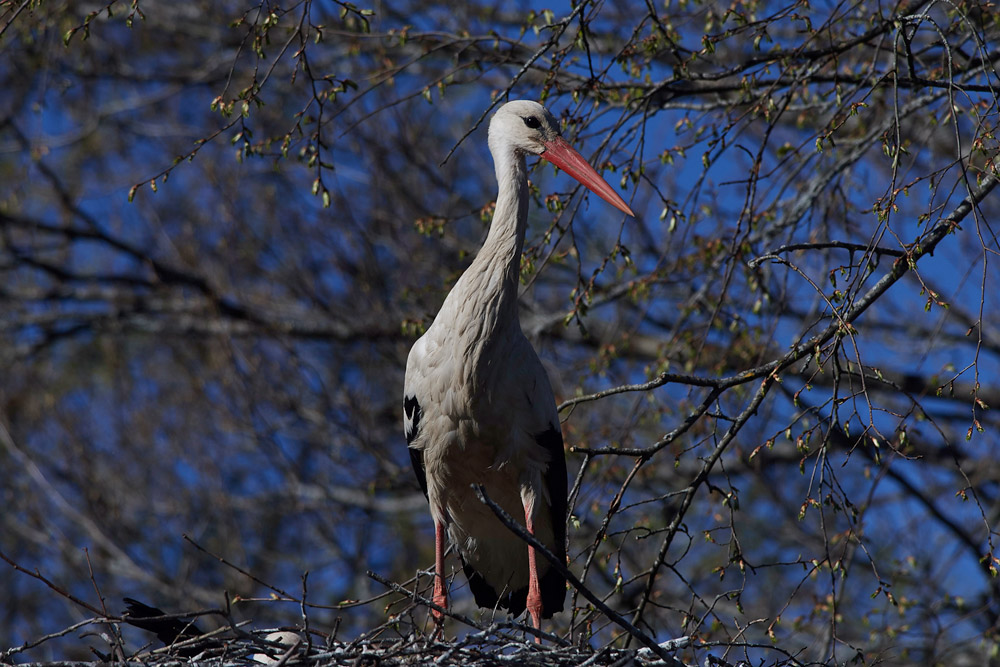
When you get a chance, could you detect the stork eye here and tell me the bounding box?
[522,116,542,129]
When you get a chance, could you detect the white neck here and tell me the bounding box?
[472,142,528,315]
[435,141,528,380]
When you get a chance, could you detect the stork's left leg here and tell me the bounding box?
[431,521,448,633]
[523,501,543,642]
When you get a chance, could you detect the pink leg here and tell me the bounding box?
[432,522,448,629]
[524,502,543,642]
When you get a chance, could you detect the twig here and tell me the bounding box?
[1,618,104,660]
[365,569,488,635]
[183,534,393,610]
[138,620,253,656]
[471,484,680,663]
[0,550,105,616]
[747,240,906,267]
[438,2,588,167]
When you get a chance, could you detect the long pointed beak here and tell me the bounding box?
[540,136,635,217]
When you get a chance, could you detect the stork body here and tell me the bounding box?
[403,100,633,631]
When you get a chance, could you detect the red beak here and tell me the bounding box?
[541,136,635,217]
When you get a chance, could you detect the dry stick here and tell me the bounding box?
[183,534,298,600]
[183,534,393,611]
[269,636,303,667]
[1,618,104,660]
[471,485,681,664]
[0,550,106,616]
[566,385,722,455]
[300,572,313,653]
[557,359,722,404]
[365,569,558,651]
[573,456,644,626]
[122,602,243,655]
[365,570,488,636]
[138,621,253,656]
[748,240,906,260]
[82,548,127,661]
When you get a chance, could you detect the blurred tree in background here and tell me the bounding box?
[1,0,998,664]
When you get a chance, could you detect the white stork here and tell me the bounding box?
[403,100,634,633]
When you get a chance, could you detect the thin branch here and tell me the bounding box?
[472,485,685,665]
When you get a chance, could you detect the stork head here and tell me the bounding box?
[489,100,634,217]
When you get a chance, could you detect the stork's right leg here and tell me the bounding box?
[523,504,543,643]
[432,522,448,629]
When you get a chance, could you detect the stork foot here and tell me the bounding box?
[431,587,448,631]
[526,593,543,644]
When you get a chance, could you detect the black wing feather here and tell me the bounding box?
[403,395,427,497]
[409,447,428,498]
[535,424,568,618]
[463,559,519,613]
[122,597,203,654]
